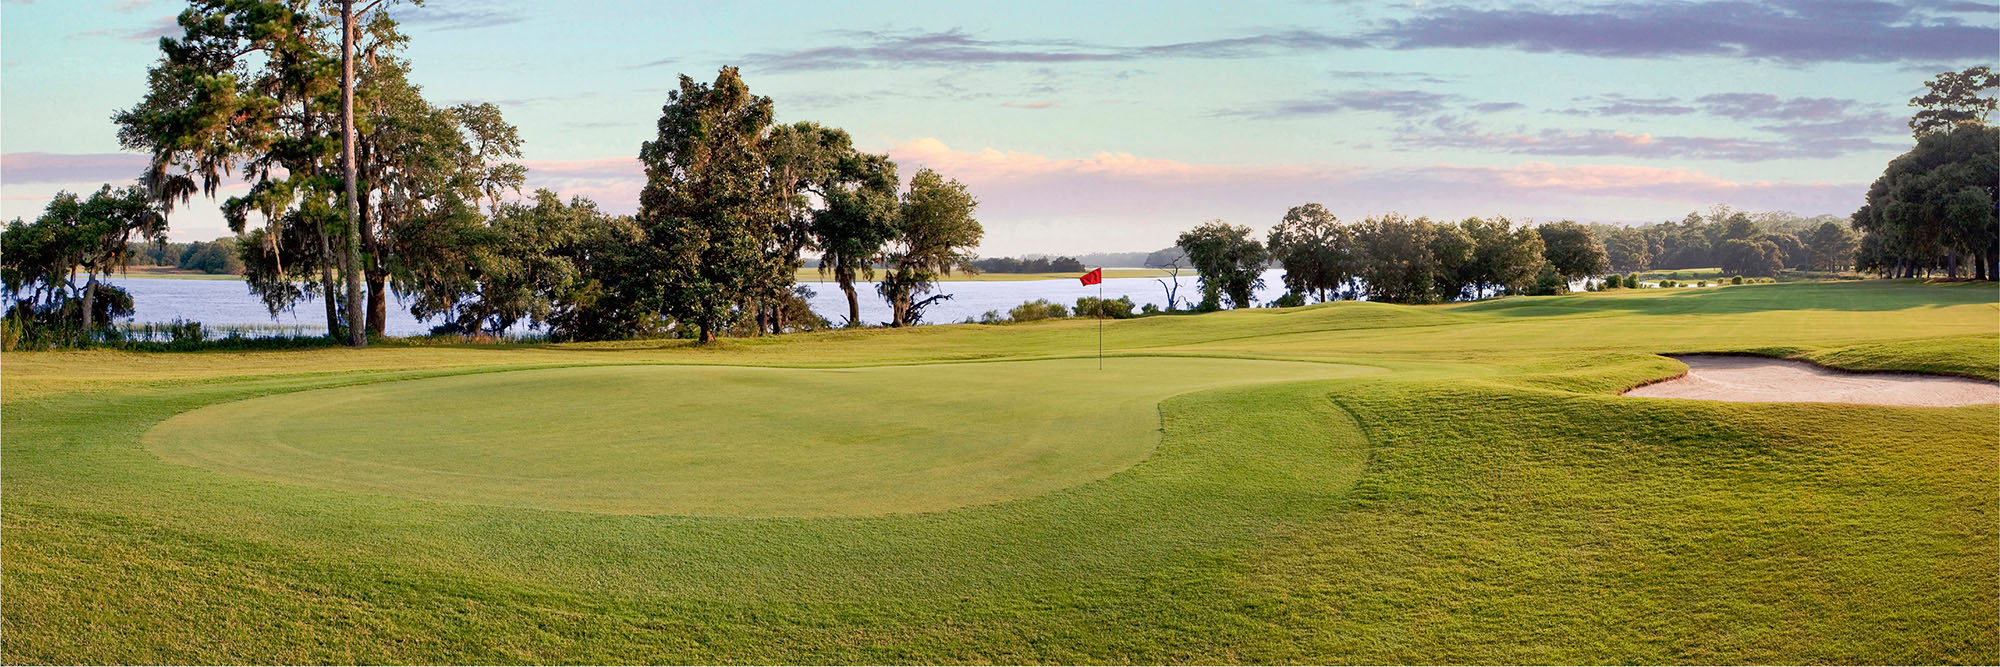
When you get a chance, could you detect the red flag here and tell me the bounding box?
[1078,267,1102,285]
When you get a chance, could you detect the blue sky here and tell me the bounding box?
[3,0,1995,254]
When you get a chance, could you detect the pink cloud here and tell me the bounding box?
[1,152,149,184]
[885,137,1356,184]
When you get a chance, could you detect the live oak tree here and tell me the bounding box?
[1177,220,1268,309]
[878,168,982,327]
[636,67,787,342]
[1853,124,1999,279]
[1353,214,1437,304]
[790,126,900,328]
[1267,203,1356,303]
[0,186,166,339]
[1456,216,1546,298]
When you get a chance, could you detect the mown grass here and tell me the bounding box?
[2,280,1995,663]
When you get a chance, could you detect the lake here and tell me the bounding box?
[105,269,1291,337]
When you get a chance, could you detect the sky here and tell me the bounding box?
[2,0,1995,256]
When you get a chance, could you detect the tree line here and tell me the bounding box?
[1172,207,1605,308]
[133,238,244,275]
[2,1,982,346]
[1591,208,1858,279]
[969,255,1086,274]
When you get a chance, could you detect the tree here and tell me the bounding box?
[1762,232,1804,270]
[792,125,899,328]
[1910,66,1999,137]
[1537,221,1607,282]
[1602,226,1653,273]
[0,186,165,339]
[1267,203,1356,302]
[1456,216,1545,299]
[634,67,786,342]
[450,103,526,215]
[1176,220,1267,309]
[118,0,350,338]
[1852,125,1999,279]
[1427,223,1475,301]
[1717,238,1783,278]
[879,168,982,326]
[1353,214,1438,304]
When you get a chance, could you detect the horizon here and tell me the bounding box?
[3,0,1995,255]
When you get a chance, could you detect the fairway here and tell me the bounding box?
[142,358,1361,516]
[4,282,1996,663]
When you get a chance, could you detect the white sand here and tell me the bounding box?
[1622,355,2000,407]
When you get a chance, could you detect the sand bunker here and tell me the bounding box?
[1623,355,2000,407]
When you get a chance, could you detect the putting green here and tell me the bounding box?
[142,356,1365,517]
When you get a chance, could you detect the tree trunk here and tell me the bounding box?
[339,0,366,347]
[367,273,387,337]
[840,278,860,328]
[317,223,342,341]
[80,274,98,334]
[360,187,387,337]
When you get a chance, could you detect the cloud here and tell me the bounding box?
[1325,69,1455,85]
[1,152,150,184]
[1565,94,1699,117]
[391,5,524,31]
[1401,111,1902,161]
[731,27,1363,72]
[1372,1,1998,64]
[1001,101,1061,109]
[66,15,179,42]
[519,157,646,212]
[1693,93,1864,121]
[107,0,149,13]
[1221,89,1520,119]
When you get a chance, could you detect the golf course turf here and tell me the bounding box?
[3,280,1995,663]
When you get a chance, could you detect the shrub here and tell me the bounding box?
[1623,274,1639,289]
[1270,292,1307,308]
[1602,274,1622,289]
[1074,295,1136,318]
[1698,280,1709,287]
[1730,275,1744,285]
[1140,303,1162,315]
[978,310,1005,324]
[1008,299,1070,322]
[1659,279,1678,288]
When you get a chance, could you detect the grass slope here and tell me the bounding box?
[2,280,1995,663]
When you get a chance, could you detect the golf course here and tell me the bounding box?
[3,279,1994,663]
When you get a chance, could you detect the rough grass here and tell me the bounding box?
[2,279,1995,663]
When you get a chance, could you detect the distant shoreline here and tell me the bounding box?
[115,266,1179,283]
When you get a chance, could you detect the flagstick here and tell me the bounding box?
[1097,282,1103,370]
